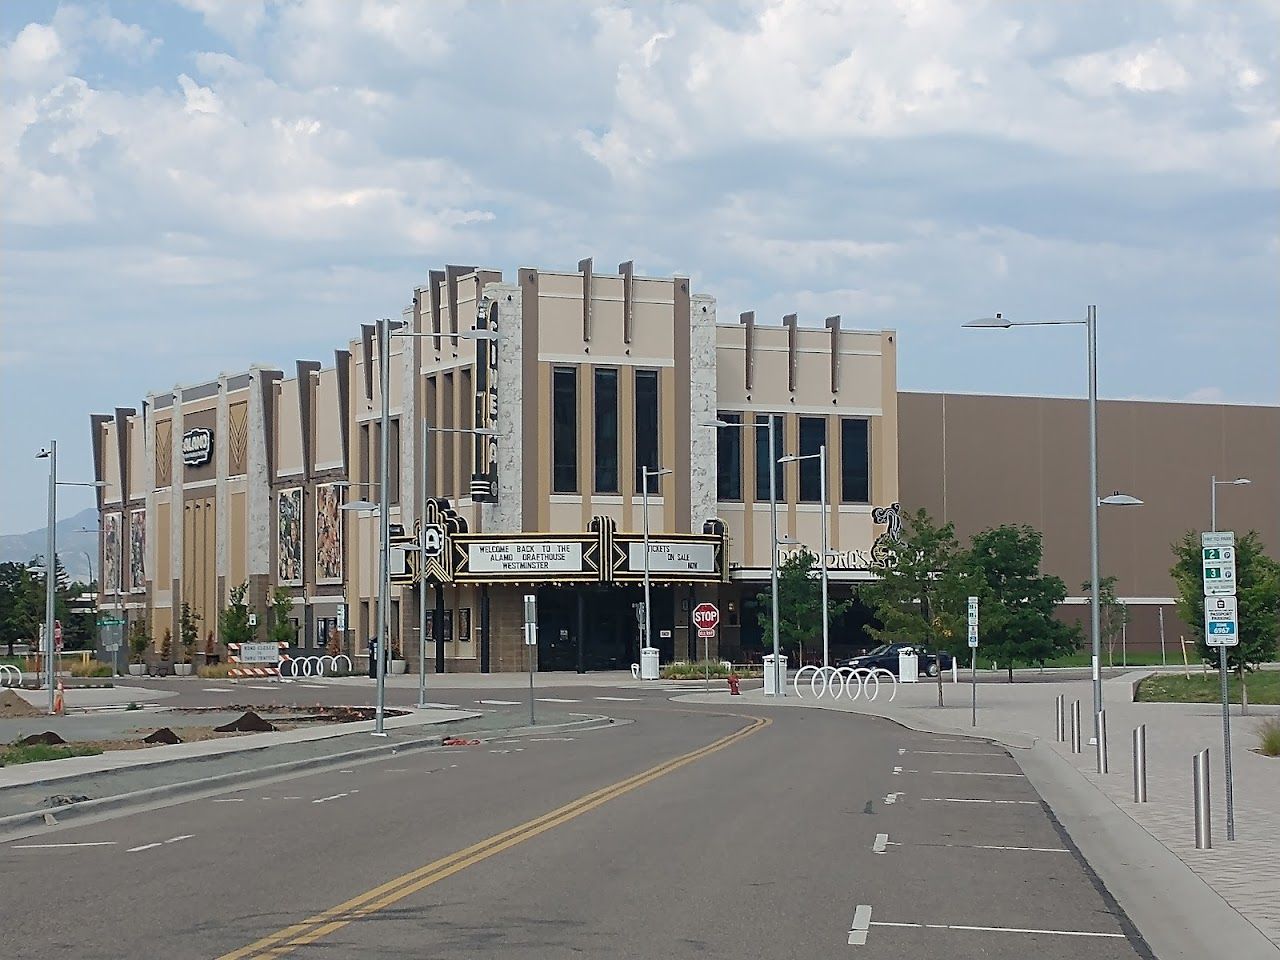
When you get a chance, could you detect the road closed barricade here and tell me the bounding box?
[793,664,897,702]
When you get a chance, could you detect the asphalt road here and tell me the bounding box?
[1,689,1151,959]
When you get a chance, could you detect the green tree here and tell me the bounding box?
[0,561,43,656]
[964,525,1078,681]
[859,508,971,658]
[1170,531,1279,679]
[1081,575,1128,667]
[179,603,201,663]
[219,582,255,646]
[756,550,851,663]
[268,587,297,646]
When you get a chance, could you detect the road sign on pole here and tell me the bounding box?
[1205,596,1239,647]
[967,596,978,627]
[692,602,720,633]
[967,596,979,726]
[1201,531,1237,596]
[524,594,537,725]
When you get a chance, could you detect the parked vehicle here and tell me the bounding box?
[836,643,954,678]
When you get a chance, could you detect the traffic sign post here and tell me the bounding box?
[523,594,538,725]
[692,603,720,692]
[1202,531,1237,841]
[968,597,979,727]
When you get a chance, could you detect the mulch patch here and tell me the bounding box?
[17,731,67,746]
[143,727,183,745]
[214,711,277,733]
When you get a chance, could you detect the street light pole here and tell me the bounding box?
[42,441,57,715]
[642,466,651,656]
[374,319,392,736]
[819,443,829,669]
[418,420,430,708]
[1086,304,1102,732]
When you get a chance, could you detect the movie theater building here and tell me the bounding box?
[340,262,899,673]
[90,361,352,656]
[91,260,899,672]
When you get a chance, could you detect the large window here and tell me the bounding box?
[388,417,401,506]
[716,412,742,501]
[594,368,619,493]
[552,367,578,493]
[754,414,784,502]
[798,417,826,502]
[634,369,660,493]
[841,418,870,503]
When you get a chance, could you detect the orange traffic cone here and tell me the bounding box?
[53,679,65,716]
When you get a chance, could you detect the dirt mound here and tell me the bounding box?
[143,727,182,745]
[17,731,67,746]
[214,711,277,733]
[0,690,43,719]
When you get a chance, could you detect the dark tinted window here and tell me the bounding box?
[552,367,578,493]
[634,370,659,493]
[594,369,619,493]
[716,412,742,501]
[841,418,870,503]
[754,414,784,501]
[798,417,826,502]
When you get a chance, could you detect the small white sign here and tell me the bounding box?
[1205,595,1239,647]
[248,613,257,627]
[967,623,979,648]
[967,596,979,627]
[1201,531,1237,597]
[239,642,279,663]
[336,603,346,632]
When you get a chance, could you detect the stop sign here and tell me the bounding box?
[692,602,720,633]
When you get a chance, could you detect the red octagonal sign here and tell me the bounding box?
[692,602,720,632]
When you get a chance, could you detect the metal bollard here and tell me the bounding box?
[1096,709,1109,774]
[1055,694,1065,742]
[1070,700,1082,753]
[1132,725,1147,802]
[1194,748,1212,850]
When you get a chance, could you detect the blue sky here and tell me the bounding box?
[1,0,1276,534]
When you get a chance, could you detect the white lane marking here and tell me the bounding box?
[908,750,1004,757]
[211,798,244,803]
[297,684,328,690]
[283,796,302,800]
[165,835,194,844]
[536,697,580,703]
[202,687,234,693]
[870,921,1124,939]
[477,699,522,705]
[892,766,903,776]
[883,792,904,804]
[246,685,279,691]
[928,771,1026,778]
[897,747,906,755]
[12,841,118,849]
[848,904,872,945]
[528,737,575,742]
[921,798,1037,805]
[312,793,349,804]
[872,834,888,855]
[127,842,162,852]
[594,696,643,701]
[888,840,1066,853]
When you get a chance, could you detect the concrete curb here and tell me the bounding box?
[0,714,615,843]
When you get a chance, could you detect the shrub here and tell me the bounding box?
[660,661,761,680]
[159,628,173,662]
[1258,718,1280,758]
[70,660,114,678]
[198,663,236,679]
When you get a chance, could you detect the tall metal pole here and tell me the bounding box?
[642,467,652,655]
[1087,304,1103,756]
[819,443,830,669]
[1210,475,1217,532]
[44,440,57,715]
[374,319,391,735]
[768,417,781,694]
[417,420,430,708]
[1210,478,1235,840]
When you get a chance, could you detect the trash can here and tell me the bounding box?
[640,647,660,680]
[763,654,788,696]
[898,647,919,683]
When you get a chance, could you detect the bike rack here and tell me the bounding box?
[793,664,897,702]
[0,664,21,687]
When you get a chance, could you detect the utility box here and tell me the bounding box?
[763,654,788,696]
[898,648,919,683]
[640,647,660,680]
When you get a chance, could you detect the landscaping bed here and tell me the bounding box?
[1136,671,1280,705]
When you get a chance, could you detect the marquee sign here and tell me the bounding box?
[469,540,584,574]
[470,297,498,502]
[181,428,213,467]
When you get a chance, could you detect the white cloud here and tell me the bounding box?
[1060,43,1190,95]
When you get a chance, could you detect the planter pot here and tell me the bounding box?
[390,659,408,675]
[128,663,146,676]
[174,663,194,676]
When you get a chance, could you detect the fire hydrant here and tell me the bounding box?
[727,672,741,696]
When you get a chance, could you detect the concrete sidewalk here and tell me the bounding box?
[681,673,1280,957]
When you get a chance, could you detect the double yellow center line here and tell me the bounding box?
[217,713,769,960]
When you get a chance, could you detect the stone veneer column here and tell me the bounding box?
[688,294,718,530]
[487,282,523,535]
[215,373,230,621]
[245,366,273,634]
[143,393,157,629]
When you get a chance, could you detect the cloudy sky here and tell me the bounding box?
[1,0,1276,533]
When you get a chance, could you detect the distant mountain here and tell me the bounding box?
[0,507,100,582]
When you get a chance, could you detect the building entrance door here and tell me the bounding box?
[534,585,674,671]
